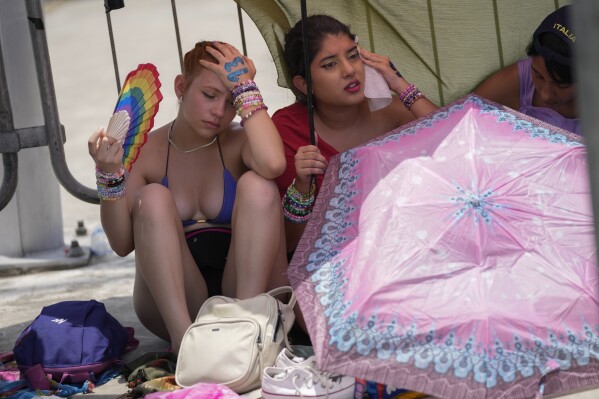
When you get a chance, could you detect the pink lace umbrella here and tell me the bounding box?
[288,96,599,399]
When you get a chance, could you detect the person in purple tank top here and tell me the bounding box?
[475,5,580,135]
[87,41,288,353]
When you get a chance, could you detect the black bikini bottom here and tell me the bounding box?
[185,227,232,297]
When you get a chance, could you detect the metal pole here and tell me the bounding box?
[25,0,99,204]
[105,11,121,93]
[572,1,599,265]
[237,4,248,56]
[171,0,183,73]
[0,153,18,211]
[0,32,17,211]
[300,0,315,147]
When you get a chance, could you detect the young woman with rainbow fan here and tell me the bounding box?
[88,41,288,353]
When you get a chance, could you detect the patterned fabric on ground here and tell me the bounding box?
[144,383,240,399]
[2,376,97,399]
[0,355,21,384]
[354,379,427,399]
[123,352,179,398]
[127,377,179,398]
[1,353,122,399]
[0,380,27,399]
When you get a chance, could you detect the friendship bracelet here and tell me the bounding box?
[96,174,125,187]
[403,89,425,110]
[96,165,126,201]
[97,182,125,201]
[240,104,268,127]
[398,84,425,110]
[282,179,316,223]
[283,198,314,223]
[233,91,264,116]
[95,165,124,179]
[399,84,416,102]
[231,80,258,98]
[286,179,316,202]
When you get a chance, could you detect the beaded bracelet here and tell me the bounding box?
[398,84,425,110]
[282,179,316,223]
[96,166,126,201]
[283,198,315,223]
[287,178,316,200]
[403,89,425,110]
[231,80,267,122]
[233,91,264,116]
[240,104,268,127]
[231,80,258,98]
[283,200,314,223]
[399,84,415,102]
[97,182,125,201]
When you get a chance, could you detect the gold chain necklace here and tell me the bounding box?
[167,120,217,153]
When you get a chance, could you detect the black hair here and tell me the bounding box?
[526,32,573,84]
[284,14,354,101]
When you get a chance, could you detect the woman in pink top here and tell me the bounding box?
[475,5,580,135]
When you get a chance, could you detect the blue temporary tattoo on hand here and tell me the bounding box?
[389,61,402,78]
[225,57,244,72]
[227,68,249,83]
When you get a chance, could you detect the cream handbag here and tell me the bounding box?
[175,286,296,393]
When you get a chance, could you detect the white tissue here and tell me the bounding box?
[364,64,392,112]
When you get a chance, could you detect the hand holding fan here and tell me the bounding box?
[106,63,163,171]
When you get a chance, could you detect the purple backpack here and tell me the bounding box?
[13,300,133,388]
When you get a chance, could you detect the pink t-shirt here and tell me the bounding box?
[517,58,581,135]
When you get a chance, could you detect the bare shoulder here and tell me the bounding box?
[126,123,169,180]
[213,121,247,173]
[474,63,520,110]
[140,124,169,155]
[377,97,412,129]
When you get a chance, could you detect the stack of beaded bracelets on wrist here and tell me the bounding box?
[231,79,268,127]
[282,179,316,223]
[96,166,126,201]
[399,83,425,110]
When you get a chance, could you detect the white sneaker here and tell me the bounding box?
[261,365,355,399]
[275,346,315,368]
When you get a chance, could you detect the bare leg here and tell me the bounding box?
[131,184,208,352]
[222,171,288,299]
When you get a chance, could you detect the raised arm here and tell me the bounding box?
[88,127,143,256]
[201,42,286,179]
[359,48,438,120]
[473,63,521,110]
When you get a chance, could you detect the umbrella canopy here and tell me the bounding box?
[235,0,570,106]
[288,95,599,399]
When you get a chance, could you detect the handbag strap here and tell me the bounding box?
[267,286,296,309]
[268,286,296,350]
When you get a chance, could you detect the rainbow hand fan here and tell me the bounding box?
[106,63,163,171]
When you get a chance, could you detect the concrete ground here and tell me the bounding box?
[1,1,598,398]
[0,0,292,397]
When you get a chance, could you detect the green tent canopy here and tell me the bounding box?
[236,0,569,106]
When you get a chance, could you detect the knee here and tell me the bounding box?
[236,171,281,212]
[131,183,177,221]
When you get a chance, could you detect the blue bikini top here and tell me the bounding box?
[161,134,237,226]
